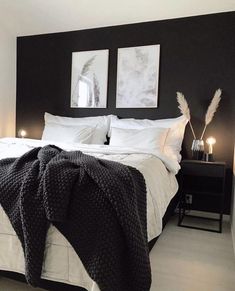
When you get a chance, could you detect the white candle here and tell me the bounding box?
[206,137,216,154]
[208,144,213,154]
[19,129,27,138]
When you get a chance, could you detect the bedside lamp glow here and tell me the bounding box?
[206,137,216,154]
[19,129,27,138]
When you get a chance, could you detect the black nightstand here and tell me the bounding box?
[178,160,226,233]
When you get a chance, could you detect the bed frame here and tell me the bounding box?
[0,190,179,291]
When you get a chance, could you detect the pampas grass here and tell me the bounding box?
[176,89,222,141]
[176,92,196,139]
[200,89,222,139]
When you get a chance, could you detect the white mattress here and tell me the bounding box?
[0,138,179,291]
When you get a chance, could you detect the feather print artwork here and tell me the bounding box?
[70,49,109,108]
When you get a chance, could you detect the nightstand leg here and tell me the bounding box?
[219,213,223,233]
[178,199,182,225]
[178,191,186,226]
[219,172,226,233]
[219,193,224,233]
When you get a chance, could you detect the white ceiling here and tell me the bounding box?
[0,0,234,36]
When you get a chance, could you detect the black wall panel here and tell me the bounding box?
[16,12,235,213]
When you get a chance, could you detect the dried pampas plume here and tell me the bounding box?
[176,92,190,120]
[200,89,222,139]
[176,92,196,139]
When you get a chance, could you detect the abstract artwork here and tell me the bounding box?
[71,49,109,108]
[116,44,160,108]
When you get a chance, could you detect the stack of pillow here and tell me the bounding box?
[42,112,188,162]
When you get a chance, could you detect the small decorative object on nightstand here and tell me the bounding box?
[19,129,27,138]
[204,136,216,162]
[176,89,222,161]
[191,139,204,160]
[178,159,226,233]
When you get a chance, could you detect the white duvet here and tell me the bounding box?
[0,138,179,291]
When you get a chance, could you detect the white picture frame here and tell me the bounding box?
[116,44,160,108]
[71,49,109,108]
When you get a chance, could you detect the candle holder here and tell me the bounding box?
[204,153,214,162]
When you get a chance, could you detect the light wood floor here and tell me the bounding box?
[0,215,235,291]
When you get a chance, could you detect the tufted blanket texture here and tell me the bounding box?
[0,145,151,291]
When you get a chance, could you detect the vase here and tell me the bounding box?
[191,139,204,160]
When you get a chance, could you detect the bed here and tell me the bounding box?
[0,113,186,291]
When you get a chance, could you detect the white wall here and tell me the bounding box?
[0,26,16,137]
[0,0,235,36]
[231,145,235,255]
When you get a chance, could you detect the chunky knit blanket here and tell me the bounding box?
[0,145,151,291]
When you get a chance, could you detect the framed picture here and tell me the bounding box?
[70,49,109,108]
[116,44,160,108]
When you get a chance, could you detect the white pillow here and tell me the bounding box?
[42,123,95,144]
[44,113,116,144]
[110,115,188,162]
[110,127,169,151]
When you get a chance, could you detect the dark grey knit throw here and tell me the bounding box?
[0,145,151,291]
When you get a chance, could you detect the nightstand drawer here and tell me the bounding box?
[181,161,225,178]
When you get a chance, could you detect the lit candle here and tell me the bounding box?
[19,129,27,138]
[206,137,216,154]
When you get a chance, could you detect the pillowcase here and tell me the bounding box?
[44,113,116,144]
[42,123,95,144]
[110,127,169,152]
[110,115,188,162]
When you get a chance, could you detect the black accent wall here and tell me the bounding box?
[16,12,235,213]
